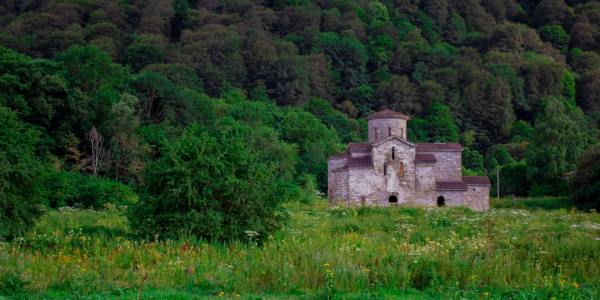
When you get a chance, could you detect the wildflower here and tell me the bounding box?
[245,230,260,238]
[218,291,225,297]
[573,282,580,289]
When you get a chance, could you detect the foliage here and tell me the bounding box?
[1,203,599,298]
[539,25,569,52]
[128,121,291,241]
[423,102,459,142]
[0,0,598,241]
[41,170,138,209]
[526,97,591,194]
[0,106,43,240]
[570,143,600,210]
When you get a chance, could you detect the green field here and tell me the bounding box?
[1,199,599,299]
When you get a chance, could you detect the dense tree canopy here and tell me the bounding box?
[0,106,43,240]
[1,0,599,238]
[571,143,600,210]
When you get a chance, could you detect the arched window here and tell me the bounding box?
[389,195,398,203]
[437,196,445,207]
[392,147,395,160]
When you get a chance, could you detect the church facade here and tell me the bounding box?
[327,109,490,211]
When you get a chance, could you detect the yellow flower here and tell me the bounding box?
[218,291,225,297]
[573,282,580,289]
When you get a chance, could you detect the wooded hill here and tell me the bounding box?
[0,0,599,239]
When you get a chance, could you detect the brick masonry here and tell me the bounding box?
[327,110,490,211]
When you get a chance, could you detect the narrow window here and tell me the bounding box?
[375,130,378,140]
[383,163,387,175]
[401,128,404,138]
[392,147,395,160]
[388,127,391,136]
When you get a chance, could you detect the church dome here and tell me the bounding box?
[366,109,410,121]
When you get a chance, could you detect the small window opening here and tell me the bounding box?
[437,196,445,207]
[401,128,404,138]
[375,130,378,140]
[392,147,395,160]
[388,127,391,136]
[389,195,398,203]
[383,163,387,175]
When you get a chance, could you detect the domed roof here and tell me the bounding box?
[366,109,410,121]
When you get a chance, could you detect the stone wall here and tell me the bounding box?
[415,162,436,206]
[348,168,383,204]
[371,139,416,204]
[464,185,490,211]
[435,190,465,207]
[418,150,462,181]
[327,157,348,202]
[368,118,407,142]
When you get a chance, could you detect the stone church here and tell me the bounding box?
[327,109,490,211]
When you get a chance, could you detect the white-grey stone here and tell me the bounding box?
[327,109,490,211]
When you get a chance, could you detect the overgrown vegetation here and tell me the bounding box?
[1,202,599,299]
[0,0,600,288]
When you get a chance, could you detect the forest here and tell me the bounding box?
[0,0,599,241]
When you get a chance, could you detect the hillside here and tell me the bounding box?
[1,0,598,199]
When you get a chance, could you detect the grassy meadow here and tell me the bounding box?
[1,198,599,299]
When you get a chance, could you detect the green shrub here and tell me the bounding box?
[41,170,138,209]
[128,120,290,241]
[571,143,600,210]
[0,106,44,240]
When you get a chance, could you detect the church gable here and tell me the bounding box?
[371,135,415,148]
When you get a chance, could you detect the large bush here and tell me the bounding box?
[571,143,600,210]
[41,170,138,209]
[0,106,43,240]
[128,120,291,241]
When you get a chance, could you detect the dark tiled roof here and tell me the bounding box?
[329,153,348,160]
[348,142,371,153]
[436,181,467,191]
[332,166,348,172]
[415,153,436,163]
[463,176,491,185]
[366,109,410,121]
[348,156,373,169]
[416,143,463,152]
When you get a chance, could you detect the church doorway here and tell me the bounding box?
[437,196,445,207]
[389,195,398,203]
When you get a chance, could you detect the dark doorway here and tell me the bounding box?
[437,196,445,207]
[389,195,398,203]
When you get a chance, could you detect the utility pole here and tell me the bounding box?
[496,168,500,200]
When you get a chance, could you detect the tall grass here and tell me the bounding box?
[1,201,599,299]
[491,196,572,210]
